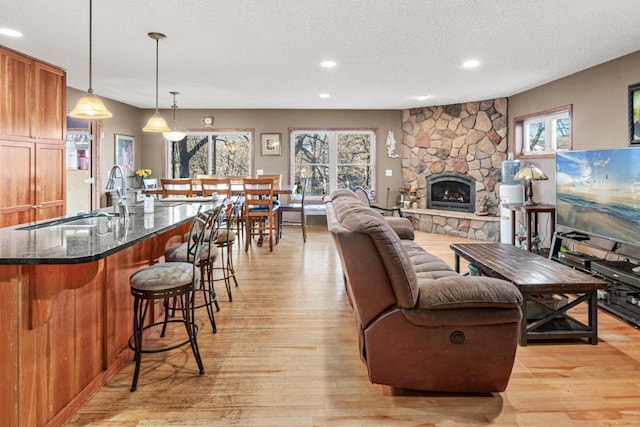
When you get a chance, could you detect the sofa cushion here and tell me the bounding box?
[415,276,523,310]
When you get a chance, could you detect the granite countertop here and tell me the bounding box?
[0,200,219,265]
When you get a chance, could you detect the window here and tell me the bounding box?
[290,130,376,199]
[514,105,572,158]
[167,131,251,178]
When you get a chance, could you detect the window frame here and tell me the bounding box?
[289,128,376,200]
[513,105,572,159]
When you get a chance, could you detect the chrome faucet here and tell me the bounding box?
[106,164,129,218]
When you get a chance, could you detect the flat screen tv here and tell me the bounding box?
[556,147,640,247]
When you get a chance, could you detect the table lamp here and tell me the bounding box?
[514,163,548,205]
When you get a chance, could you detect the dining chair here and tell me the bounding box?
[226,175,249,233]
[243,178,279,252]
[280,178,309,242]
[257,174,281,187]
[352,185,404,217]
[200,177,232,199]
[161,178,194,198]
[193,174,217,185]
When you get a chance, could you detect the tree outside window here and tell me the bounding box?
[291,130,375,199]
[169,132,251,178]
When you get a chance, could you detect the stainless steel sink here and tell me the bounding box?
[17,212,120,230]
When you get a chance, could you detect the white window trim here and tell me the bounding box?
[290,129,376,200]
[514,105,572,159]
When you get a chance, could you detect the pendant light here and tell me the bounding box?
[163,91,187,141]
[69,0,112,119]
[143,32,171,133]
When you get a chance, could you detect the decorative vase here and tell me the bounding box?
[142,178,157,189]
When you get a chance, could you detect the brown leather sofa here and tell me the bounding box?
[325,189,523,393]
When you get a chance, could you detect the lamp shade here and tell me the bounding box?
[143,111,171,132]
[163,129,187,141]
[514,164,548,181]
[69,92,113,119]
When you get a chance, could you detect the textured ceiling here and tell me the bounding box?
[2,0,640,110]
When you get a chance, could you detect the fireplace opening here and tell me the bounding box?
[427,173,475,213]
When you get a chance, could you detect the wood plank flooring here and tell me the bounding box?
[66,226,640,426]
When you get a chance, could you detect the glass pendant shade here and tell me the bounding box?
[143,110,172,132]
[69,0,112,119]
[70,91,112,118]
[163,129,187,141]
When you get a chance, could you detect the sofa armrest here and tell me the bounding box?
[385,217,414,240]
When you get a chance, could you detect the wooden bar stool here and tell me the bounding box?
[128,206,215,391]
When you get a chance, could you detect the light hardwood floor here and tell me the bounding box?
[66,225,640,426]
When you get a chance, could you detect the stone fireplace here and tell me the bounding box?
[427,172,475,213]
[400,98,508,241]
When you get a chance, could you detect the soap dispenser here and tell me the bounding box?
[143,191,155,214]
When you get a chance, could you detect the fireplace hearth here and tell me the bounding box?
[427,172,475,213]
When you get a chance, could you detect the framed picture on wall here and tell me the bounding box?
[261,133,281,156]
[629,83,640,145]
[115,134,135,176]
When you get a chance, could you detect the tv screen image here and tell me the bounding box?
[556,147,640,246]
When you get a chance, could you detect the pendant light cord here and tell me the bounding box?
[154,37,159,111]
[88,0,93,93]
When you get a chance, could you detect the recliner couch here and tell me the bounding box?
[325,189,522,393]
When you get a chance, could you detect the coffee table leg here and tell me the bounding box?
[589,291,598,345]
[520,294,528,346]
[454,253,460,273]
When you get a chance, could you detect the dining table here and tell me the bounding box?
[152,182,295,240]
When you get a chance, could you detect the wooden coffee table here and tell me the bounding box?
[450,243,607,346]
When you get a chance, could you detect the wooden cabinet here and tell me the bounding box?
[0,46,66,227]
[0,141,64,227]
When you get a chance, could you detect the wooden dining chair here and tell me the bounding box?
[280,178,308,242]
[200,177,232,199]
[193,174,217,185]
[257,174,281,187]
[243,178,279,252]
[161,178,194,198]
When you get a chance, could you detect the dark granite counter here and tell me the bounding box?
[0,200,218,265]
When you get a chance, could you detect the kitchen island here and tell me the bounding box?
[0,200,218,427]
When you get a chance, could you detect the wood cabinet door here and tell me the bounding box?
[0,140,36,227]
[33,61,66,143]
[35,142,66,221]
[0,48,33,142]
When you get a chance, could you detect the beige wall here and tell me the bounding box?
[507,50,640,205]
[141,108,403,205]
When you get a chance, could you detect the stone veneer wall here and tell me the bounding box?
[401,98,508,204]
[400,98,508,241]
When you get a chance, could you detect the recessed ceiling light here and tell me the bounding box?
[319,93,331,98]
[413,95,429,101]
[320,60,336,68]
[463,59,480,68]
[0,28,23,38]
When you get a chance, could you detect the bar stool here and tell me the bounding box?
[128,206,215,392]
[212,199,240,301]
[164,205,223,333]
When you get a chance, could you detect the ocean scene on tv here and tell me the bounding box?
[556,148,640,245]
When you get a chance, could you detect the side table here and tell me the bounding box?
[503,203,555,252]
